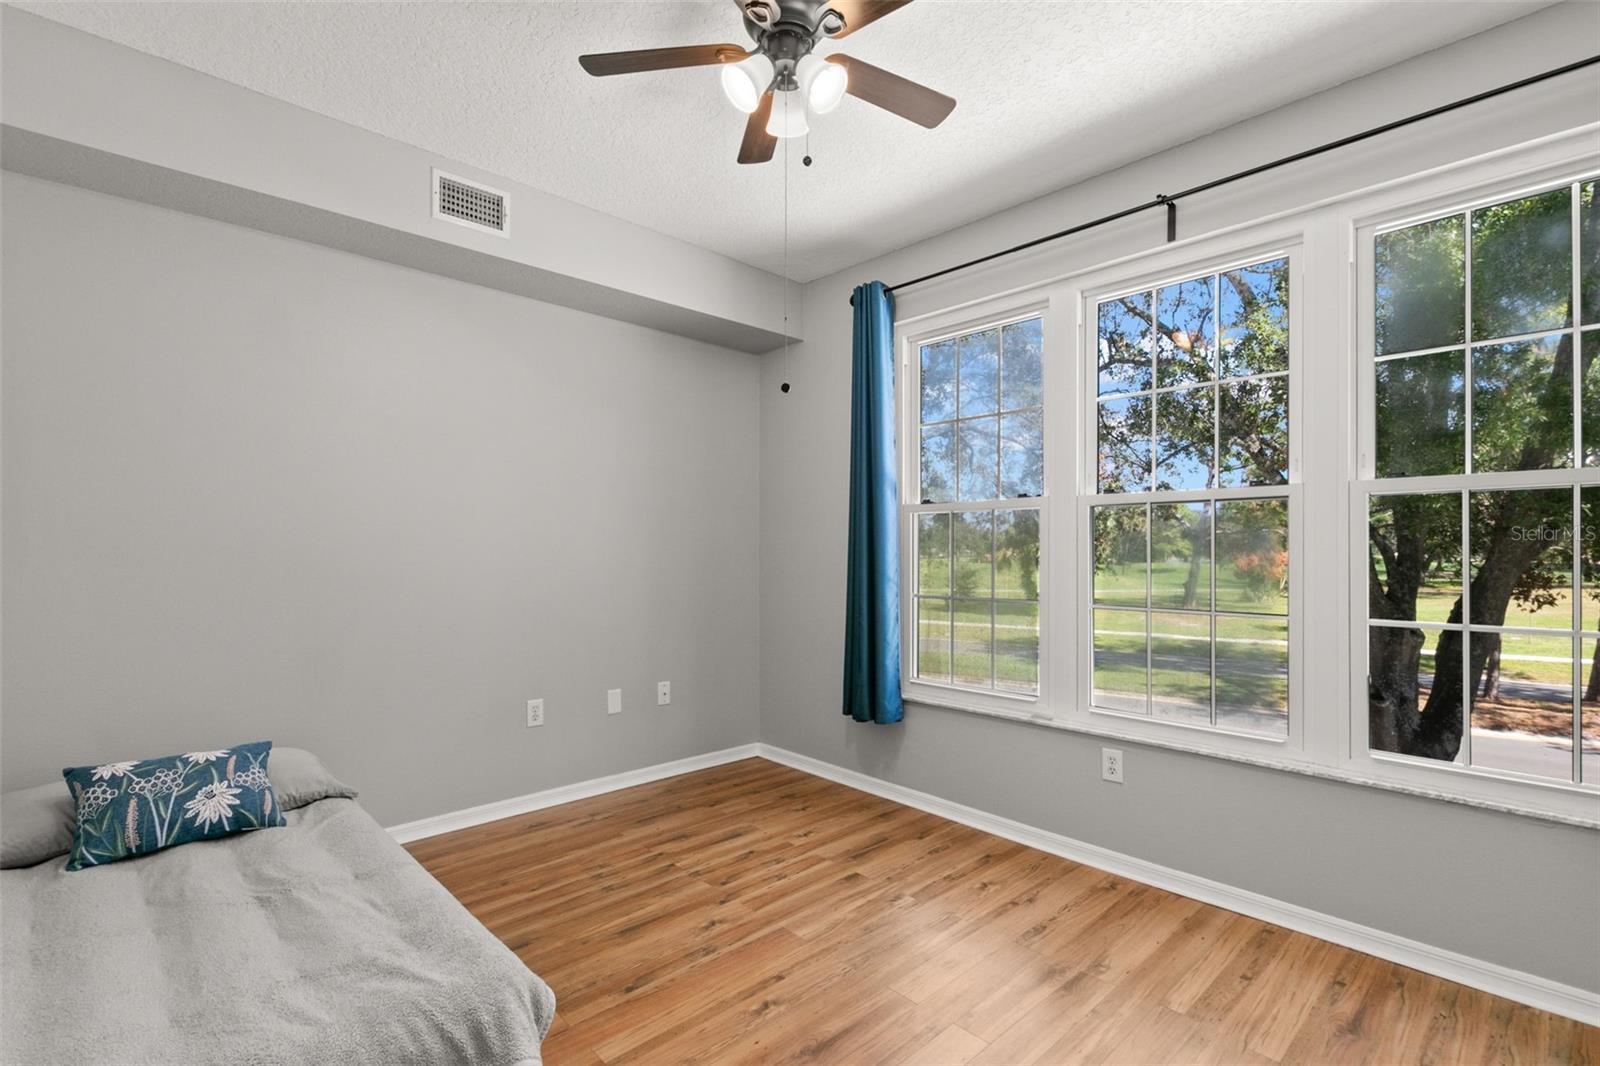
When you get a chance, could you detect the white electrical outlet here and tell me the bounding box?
[1102,747,1124,784]
[607,688,623,715]
[657,681,671,706]
[526,699,544,728]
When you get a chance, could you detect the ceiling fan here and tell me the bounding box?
[578,0,956,164]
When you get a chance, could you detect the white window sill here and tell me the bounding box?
[902,689,1600,830]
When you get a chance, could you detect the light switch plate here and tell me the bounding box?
[657,681,671,706]
[607,688,622,715]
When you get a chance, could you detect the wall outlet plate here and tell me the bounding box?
[607,688,622,715]
[526,699,544,728]
[1102,747,1124,784]
[657,681,671,706]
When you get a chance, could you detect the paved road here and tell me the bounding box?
[1471,728,1595,779]
[1094,646,1283,679]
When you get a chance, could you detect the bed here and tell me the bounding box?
[0,748,555,1066]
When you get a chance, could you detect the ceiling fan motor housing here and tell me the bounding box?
[744,0,842,44]
[764,31,814,90]
[742,0,844,89]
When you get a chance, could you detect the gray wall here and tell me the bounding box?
[1,6,802,353]
[760,5,1600,993]
[1,173,761,826]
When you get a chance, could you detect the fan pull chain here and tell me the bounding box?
[780,123,792,395]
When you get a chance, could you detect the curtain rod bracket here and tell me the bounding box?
[1160,196,1178,243]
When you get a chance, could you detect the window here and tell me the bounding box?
[1364,179,1599,785]
[1088,257,1292,737]
[909,315,1043,696]
[892,129,1597,823]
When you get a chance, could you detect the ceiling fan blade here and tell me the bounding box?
[579,43,746,77]
[826,54,955,128]
[824,0,915,38]
[738,92,777,164]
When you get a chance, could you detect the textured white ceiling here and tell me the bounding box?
[17,0,1557,280]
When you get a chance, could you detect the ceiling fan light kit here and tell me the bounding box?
[765,91,810,139]
[578,0,954,164]
[721,52,774,113]
[795,53,847,115]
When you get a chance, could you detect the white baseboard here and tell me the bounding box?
[385,743,762,844]
[755,743,1600,1028]
[386,739,1597,1025]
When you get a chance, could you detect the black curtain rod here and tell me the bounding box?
[862,53,1600,301]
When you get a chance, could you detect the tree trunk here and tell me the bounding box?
[1182,555,1201,610]
[1368,625,1424,754]
[1415,625,1469,760]
[1480,637,1501,700]
[1182,519,1209,610]
[1584,639,1600,703]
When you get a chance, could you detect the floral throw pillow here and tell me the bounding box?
[62,741,286,870]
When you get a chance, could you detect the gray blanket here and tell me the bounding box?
[1,797,554,1065]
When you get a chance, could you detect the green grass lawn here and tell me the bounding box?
[1090,609,1288,714]
[1093,560,1288,615]
[1388,628,1587,689]
[1409,586,1591,629]
[917,598,1038,692]
[918,556,1035,599]
[919,562,1599,700]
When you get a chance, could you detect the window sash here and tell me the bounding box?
[1354,476,1594,784]
[907,500,1044,698]
[1349,157,1600,812]
[903,310,1049,704]
[1081,252,1298,742]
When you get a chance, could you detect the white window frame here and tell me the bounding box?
[1071,239,1307,760]
[891,126,1600,825]
[898,292,1053,717]
[1346,151,1600,821]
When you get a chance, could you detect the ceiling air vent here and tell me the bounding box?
[432,169,508,237]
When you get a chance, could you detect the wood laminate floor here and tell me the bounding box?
[407,758,1596,1065]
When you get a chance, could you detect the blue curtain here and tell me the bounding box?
[843,281,903,724]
